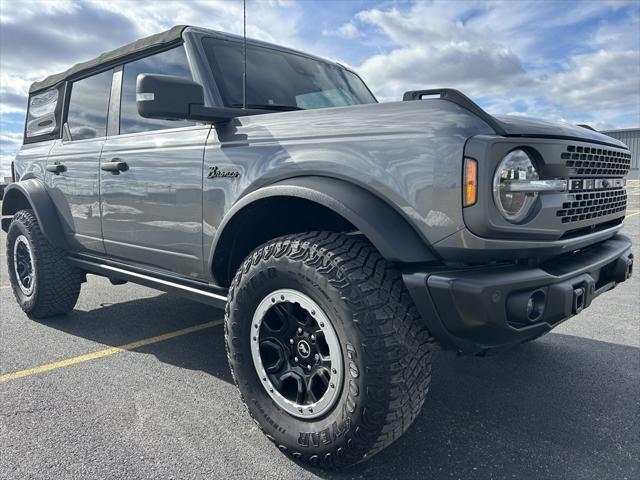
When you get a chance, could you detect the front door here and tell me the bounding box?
[46,69,113,253]
[99,46,209,279]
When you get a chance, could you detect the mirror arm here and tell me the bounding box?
[188,105,269,123]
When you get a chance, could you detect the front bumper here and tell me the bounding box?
[403,235,633,354]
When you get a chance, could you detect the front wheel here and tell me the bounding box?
[225,232,432,468]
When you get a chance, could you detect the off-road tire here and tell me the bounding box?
[225,231,432,468]
[6,209,82,318]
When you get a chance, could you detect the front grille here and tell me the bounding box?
[560,145,631,176]
[556,184,627,224]
[560,218,623,239]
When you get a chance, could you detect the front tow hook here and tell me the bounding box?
[572,287,585,314]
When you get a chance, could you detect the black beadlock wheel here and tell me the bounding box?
[225,231,432,468]
[6,209,83,319]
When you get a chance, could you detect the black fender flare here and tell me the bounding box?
[209,176,438,283]
[1,179,68,249]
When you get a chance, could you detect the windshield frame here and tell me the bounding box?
[200,36,377,111]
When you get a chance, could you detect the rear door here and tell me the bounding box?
[99,46,210,278]
[46,69,113,253]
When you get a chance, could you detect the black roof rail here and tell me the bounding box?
[403,88,507,136]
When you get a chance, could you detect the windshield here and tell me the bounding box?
[202,38,377,110]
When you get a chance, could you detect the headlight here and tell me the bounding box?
[493,149,539,223]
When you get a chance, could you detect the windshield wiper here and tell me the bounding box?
[230,103,304,111]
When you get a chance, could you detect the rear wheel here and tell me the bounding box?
[6,209,83,318]
[225,231,432,468]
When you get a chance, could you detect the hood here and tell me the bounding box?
[494,114,627,149]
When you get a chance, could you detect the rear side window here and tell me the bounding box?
[24,84,64,143]
[119,46,193,135]
[66,69,113,140]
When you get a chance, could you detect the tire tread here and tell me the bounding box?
[225,231,431,468]
[7,209,82,318]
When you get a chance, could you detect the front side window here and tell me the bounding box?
[119,46,194,135]
[202,38,377,111]
[66,70,112,140]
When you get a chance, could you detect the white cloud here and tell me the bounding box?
[0,0,79,23]
[359,43,530,102]
[91,0,303,46]
[352,1,639,127]
[323,21,361,39]
[545,50,640,112]
[356,3,532,101]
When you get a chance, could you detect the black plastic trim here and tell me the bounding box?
[68,255,228,308]
[403,88,507,136]
[502,133,627,149]
[210,176,439,285]
[1,179,69,249]
[404,234,633,353]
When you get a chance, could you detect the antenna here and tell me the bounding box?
[242,0,247,109]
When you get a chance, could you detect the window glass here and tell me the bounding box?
[67,70,112,140]
[202,38,376,110]
[26,88,59,137]
[120,46,193,134]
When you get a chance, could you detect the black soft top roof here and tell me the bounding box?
[29,25,187,94]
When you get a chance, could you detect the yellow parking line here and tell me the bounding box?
[626,211,640,219]
[1,285,11,289]
[0,319,223,383]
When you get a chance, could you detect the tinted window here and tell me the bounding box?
[120,46,193,134]
[67,70,112,140]
[203,38,376,110]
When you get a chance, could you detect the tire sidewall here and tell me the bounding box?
[7,217,39,309]
[227,251,374,462]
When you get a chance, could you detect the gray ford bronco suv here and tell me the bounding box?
[3,25,634,468]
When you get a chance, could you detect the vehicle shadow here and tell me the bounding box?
[34,289,639,480]
[34,288,233,383]
[320,333,640,480]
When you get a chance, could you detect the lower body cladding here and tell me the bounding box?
[404,235,633,354]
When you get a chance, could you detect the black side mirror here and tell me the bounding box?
[136,74,266,124]
[136,74,204,120]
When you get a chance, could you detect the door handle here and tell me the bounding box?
[101,158,128,174]
[46,163,66,174]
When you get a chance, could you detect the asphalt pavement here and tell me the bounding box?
[1,185,638,480]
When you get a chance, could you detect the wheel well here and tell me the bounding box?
[2,189,31,216]
[212,196,355,286]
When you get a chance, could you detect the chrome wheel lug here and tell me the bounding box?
[307,364,312,370]
[310,334,315,341]
[289,338,294,344]
[297,327,303,334]
[294,356,299,362]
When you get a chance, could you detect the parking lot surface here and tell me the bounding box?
[1,182,639,480]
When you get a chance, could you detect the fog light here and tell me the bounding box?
[506,288,547,326]
[527,290,546,322]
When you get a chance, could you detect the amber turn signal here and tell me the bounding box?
[463,158,478,207]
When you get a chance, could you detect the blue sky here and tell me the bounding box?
[1,0,639,177]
